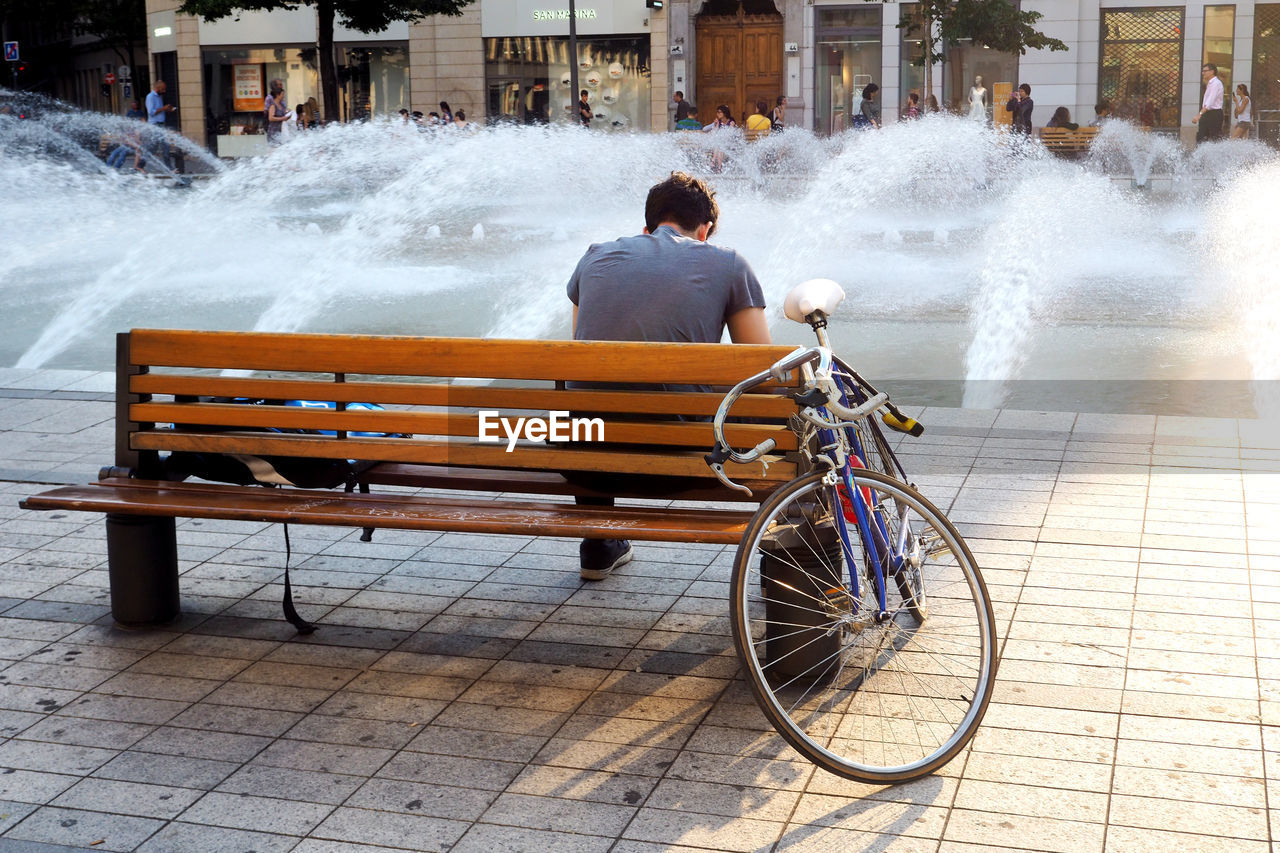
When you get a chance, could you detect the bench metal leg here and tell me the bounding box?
[358,481,374,542]
[105,513,180,625]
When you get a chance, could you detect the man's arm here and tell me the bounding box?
[727,307,771,344]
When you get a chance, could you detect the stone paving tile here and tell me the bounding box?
[180,790,334,835]
[50,777,202,819]
[136,822,300,853]
[311,806,470,851]
[452,824,615,853]
[2,805,164,851]
[90,751,239,791]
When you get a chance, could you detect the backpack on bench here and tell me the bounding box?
[164,400,393,489]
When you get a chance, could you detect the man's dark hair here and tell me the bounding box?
[581,89,589,97]
[1203,63,1217,74]
[645,172,720,237]
[674,90,684,99]
[1019,83,1031,95]
[1095,99,1110,115]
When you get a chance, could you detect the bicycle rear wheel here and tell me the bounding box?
[730,469,996,783]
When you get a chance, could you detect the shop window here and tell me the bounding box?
[945,40,1017,120]
[1252,4,1280,144]
[1098,7,1185,131]
[899,4,925,112]
[484,36,650,130]
[202,47,320,146]
[339,45,409,121]
[815,5,881,134]
[1203,6,1235,110]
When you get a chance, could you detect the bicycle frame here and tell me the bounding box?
[803,327,908,620]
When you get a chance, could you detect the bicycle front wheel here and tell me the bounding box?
[730,469,997,783]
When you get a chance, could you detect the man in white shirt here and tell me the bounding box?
[1193,63,1225,144]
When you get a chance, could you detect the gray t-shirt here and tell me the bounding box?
[567,225,765,345]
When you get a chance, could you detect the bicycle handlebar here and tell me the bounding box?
[705,345,923,494]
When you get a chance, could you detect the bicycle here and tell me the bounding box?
[705,278,998,784]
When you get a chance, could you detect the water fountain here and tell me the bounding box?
[3,89,1278,415]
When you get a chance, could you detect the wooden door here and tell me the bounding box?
[696,12,782,125]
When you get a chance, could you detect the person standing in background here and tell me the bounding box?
[1193,63,1224,144]
[263,79,290,146]
[673,91,691,127]
[1006,83,1034,136]
[1231,83,1252,140]
[770,96,786,131]
[578,90,592,127]
[144,80,175,168]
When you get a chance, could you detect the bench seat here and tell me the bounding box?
[24,478,757,544]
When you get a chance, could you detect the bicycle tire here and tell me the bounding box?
[729,468,997,783]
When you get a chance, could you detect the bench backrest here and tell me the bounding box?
[1038,126,1099,150]
[118,330,806,493]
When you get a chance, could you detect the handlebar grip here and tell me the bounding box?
[750,438,777,458]
[882,411,924,437]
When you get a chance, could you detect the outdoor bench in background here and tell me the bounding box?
[1037,125,1100,156]
[20,329,805,627]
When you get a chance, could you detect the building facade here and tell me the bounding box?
[142,0,1279,148]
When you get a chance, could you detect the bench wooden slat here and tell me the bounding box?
[130,374,798,418]
[1038,126,1099,152]
[357,463,781,502]
[21,480,756,544]
[133,431,797,480]
[129,330,800,386]
[130,402,800,452]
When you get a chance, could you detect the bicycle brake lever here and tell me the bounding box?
[704,446,753,496]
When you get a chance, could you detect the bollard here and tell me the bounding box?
[760,507,846,685]
[105,513,179,625]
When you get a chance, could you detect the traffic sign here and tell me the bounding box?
[3,41,18,62]
[104,72,116,85]
[118,65,131,80]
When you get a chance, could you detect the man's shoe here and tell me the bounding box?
[580,538,633,581]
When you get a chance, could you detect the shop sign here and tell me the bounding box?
[482,0,649,38]
[532,8,598,21]
[233,63,265,112]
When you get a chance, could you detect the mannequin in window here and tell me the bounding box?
[968,76,987,122]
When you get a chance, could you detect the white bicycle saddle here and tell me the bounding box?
[783,278,846,324]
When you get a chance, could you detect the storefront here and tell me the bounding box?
[202,46,321,148]
[481,0,652,129]
[1099,7,1185,131]
[814,5,881,134]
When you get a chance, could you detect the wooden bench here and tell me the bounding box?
[1037,125,1100,156]
[21,329,807,627]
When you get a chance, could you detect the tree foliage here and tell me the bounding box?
[177,0,475,122]
[884,0,1067,105]
[940,0,1069,56]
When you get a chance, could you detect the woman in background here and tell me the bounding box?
[1232,84,1252,139]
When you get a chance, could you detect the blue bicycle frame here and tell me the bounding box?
[814,375,905,618]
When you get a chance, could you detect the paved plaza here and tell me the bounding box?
[0,369,1276,853]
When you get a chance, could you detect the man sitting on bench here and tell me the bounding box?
[566,171,773,579]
